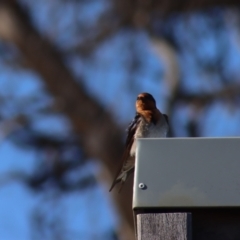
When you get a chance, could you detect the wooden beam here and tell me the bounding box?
[137,213,191,240]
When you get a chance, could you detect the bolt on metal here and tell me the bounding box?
[139,183,146,189]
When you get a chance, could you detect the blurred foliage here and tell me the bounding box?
[1,0,240,239]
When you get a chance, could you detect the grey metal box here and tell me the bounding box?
[133,138,240,209]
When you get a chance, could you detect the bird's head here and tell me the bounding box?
[136,93,156,112]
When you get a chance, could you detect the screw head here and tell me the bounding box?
[139,183,146,189]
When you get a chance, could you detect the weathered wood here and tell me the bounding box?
[137,213,191,240]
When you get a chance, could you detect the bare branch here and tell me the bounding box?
[176,85,240,103]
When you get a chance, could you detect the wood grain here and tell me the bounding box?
[137,213,191,240]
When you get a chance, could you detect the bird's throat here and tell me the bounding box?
[138,109,160,124]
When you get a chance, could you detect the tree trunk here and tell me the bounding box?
[0,1,135,239]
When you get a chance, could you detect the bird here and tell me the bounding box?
[109,92,169,192]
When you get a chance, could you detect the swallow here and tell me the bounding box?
[109,92,169,192]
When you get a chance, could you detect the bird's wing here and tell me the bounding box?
[125,113,141,146]
[109,113,141,192]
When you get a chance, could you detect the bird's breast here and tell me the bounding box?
[130,116,168,156]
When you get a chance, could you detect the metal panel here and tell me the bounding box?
[133,138,240,209]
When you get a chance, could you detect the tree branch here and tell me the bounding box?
[0,1,134,238]
[176,85,240,103]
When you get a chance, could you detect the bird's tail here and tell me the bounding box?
[109,167,127,192]
[109,168,134,192]
[109,178,121,192]
[109,178,125,193]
